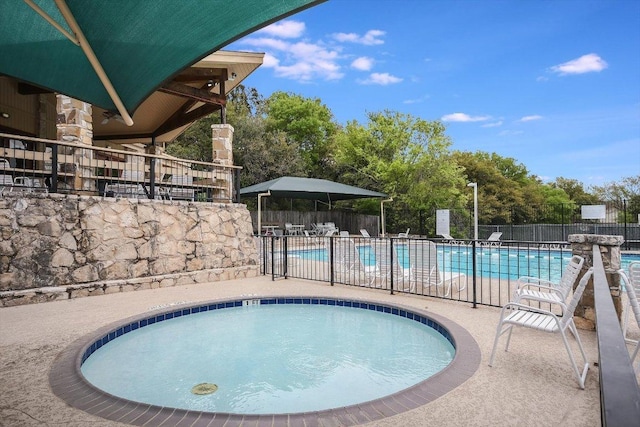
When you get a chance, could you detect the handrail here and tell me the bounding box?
[1,132,240,202]
[592,244,640,426]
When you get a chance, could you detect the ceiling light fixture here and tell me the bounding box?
[1,112,10,119]
[228,72,237,81]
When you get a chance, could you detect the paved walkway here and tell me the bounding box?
[1,275,631,426]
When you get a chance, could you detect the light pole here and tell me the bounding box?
[467,182,478,240]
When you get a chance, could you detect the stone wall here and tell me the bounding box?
[568,233,624,330]
[0,193,258,306]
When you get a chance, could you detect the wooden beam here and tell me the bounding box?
[158,82,226,106]
[172,68,225,82]
[154,104,220,136]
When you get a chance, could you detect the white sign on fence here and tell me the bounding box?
[436,209,450,236]
[581,205,606,220]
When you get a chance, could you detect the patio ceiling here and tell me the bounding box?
[92,50,264,145]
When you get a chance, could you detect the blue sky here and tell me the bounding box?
[227,0,640,187]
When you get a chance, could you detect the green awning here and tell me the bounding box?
[240,176,387,203]
[0,0,324,125]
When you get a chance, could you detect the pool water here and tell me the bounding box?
[81,302,455,414]
[291,245,640,283]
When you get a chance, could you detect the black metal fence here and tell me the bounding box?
[254,235,617,309]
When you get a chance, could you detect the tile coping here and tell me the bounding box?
[49,295,481,426]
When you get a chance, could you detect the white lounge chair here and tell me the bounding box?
[369,239,410,288]
[619,262,640,373]
[512,255,584,313]
[489,268,593,389]
[407,240,466,296]
[333,238,376,285]
[398,228,410,238]
[482,232,502,247]
[360,229,371,238]
[440,233,463,245]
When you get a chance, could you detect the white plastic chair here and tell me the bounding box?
[482,232,502,247]
[619,262,640,373]
[360,229,371,238]
[398,228,410,238]
[513,255,584,313]
[489,268,593,389]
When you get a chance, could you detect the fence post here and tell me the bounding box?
[389,237,394,295]
[51,144,58,193]
[329,236,335,286]
[234,168,241,203]
[471,240,477,308]
[270,235,275,281]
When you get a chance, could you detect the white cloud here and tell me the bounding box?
[351,57,374,71]
[241,37,343,82]
[549,53,608,75]
[403,94,430,104]
[357,72,402,85]
[441,113,491,122]
[257,20,305,38]
[519,115,543,122]
[482,121,503,128]
[333,29,385,45]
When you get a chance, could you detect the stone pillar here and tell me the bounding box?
[56,95,94,192]
[569,234,624,330]
[211,124,234,200]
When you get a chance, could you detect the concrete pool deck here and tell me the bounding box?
[1,276,637,426]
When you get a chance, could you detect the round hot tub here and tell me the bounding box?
[50,296,481,426]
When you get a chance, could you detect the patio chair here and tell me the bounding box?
[398,228,410,238]
[360,229,371,238]
[489,268,593,389]
[369,239,410,288]
[512,255,584,313]
[482,232,502,247]
[619,262,640,373]
[168,174,195,201]
[333,238,376,285]
[407,240,466,296]
[440,233,463,245]
[284,223,294,235]
[0,174,14,195]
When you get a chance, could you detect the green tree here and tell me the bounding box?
[263,91,338,178]
[333,110,466,233]
[452,151,530,224]
[551,177,598,205]
[591,175,640,221]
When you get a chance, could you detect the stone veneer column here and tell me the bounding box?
[56,95,94,192]
[211,124,234,200]
[569,234,624,330]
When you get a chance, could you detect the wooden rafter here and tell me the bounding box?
[158,81,226,106]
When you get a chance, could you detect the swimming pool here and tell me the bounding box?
[51,296,481,426]
[290,244,640,283]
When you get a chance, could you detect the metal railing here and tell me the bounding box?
[255,235,599,308]
[592,244,640,425]
[0,133,241,203]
